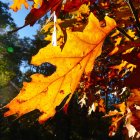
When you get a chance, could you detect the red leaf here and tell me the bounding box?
[25,0,62,26]
[64,0,88,12]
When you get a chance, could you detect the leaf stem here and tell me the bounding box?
[105,92,108,113]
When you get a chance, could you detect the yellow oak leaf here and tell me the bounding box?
[78,4,90,15]
[110,60,136,73]
[104,102,126,117]
[73,4,90,21]
[125,29,138,41]
[110,29,120,37]
[122,47,134,55]
[114,102,126,115]
[10,0,29,11]
[10,0,43,11]
[109,37,122,55]
[109,46,119,55]
[114,37,122,46]
[4,13,116,123]
[33,0,43,8]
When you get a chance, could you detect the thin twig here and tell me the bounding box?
[116,27,134,41]
[125,0,140,36]
[105,92,108,113]
[10,81,20,92]
[7,24,28,35]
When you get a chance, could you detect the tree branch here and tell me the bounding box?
[116,27,134,41]
[10,81,20,92]
[7,24,28,35]
[125,0,140,36]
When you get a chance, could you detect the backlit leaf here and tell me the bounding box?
[10,0,89,26]
[4,13,116,123]
[25,0,62,26]
[10,0,29,11]
[110,60,136,73]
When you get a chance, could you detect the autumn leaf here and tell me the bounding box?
[88,102,98,115]
[10,0,29,11]
[63,0,88,12]
[127,89,140,129]
[127,89,140,108]
[125,107,140,138]
[104,102,126,117]
[10,0,63,26]
[110,60,136,73]
[10,0,89,26]
[121,89,140,138]
[114,102,126,114]
[104,110,119,117]
[104,102,126,136]
[24,0,63,26]
[98,99,105,113]
[122,47,134,55]
[4,13,116,123]
[122,49,140,88]
[125,29,138,41]
[10,0,43,11]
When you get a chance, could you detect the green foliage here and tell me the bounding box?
[0,2,33,87]
[0,58,15,87]
[0,1,16,29]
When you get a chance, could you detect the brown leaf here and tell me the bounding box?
[123,49,140,88]
[126,89,140,131]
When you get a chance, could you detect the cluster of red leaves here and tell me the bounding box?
[17,0,89,26]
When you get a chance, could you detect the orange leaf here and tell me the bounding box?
[10,0,62,26]
[4,13,116,123]
[11,0,88,26]
[10,0,29,11]
[98,99,105,113]
[114,102,126,114]
[127,89,140,107]
[110,60,136,73]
